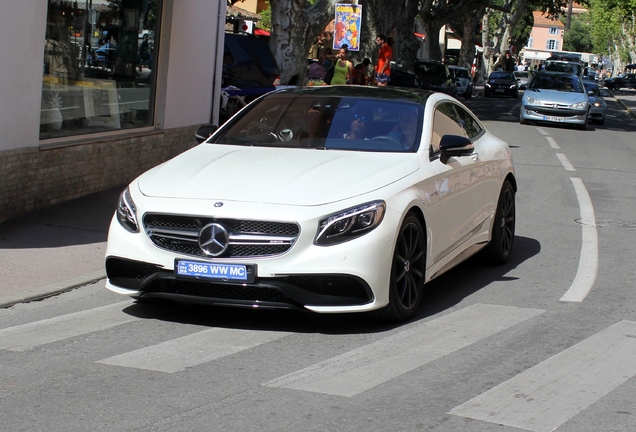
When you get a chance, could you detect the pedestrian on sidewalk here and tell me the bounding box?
[330,46,353,85]
[374,34,392,86]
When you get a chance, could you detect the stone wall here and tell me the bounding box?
[0,126,199,223]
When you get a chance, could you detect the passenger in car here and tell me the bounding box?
[299,105,330,146]
[343,108,372,140]
[388,107,418,148]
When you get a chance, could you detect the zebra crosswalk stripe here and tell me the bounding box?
[97,328,289,373]
[449,320,636,432]
[0,301,136,351]
[263,304,544,397]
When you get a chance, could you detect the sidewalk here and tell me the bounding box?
[1,89,634,310]
[0,186,123,308]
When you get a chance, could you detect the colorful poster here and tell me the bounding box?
[333,3,362,52]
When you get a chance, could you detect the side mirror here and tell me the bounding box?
[439,135,474,164]
[195,124,218,143]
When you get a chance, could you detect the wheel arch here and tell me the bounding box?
[505,173,518,193]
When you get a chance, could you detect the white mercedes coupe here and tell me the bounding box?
[106,86,516,322]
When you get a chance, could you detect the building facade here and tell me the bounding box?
[0,0,225,222]
[521,11,565,65]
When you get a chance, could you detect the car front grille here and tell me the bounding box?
[143,213,300,258]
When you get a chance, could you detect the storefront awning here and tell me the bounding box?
[446,38,461,49]
[254,28,270,36]
[522,50,551,60]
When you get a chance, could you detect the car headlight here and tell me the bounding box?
[315,200,386,246]
[525,96,539,105]
[117,187,139,233]
[485,83,491,88]
[571,101,586,109]
[510,84,516,89]
[593,101,604,108]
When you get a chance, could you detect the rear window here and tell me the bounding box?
[451,68,469,79]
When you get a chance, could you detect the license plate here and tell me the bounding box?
[495,89,504,93]
[175,259,254,282]
[543,116,565,122]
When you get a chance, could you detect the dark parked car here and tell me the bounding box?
[413,60,457,96]
[223,32,280,100]
[603,73,636,90]
[485,71,519,98]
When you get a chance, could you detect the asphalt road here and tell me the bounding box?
[1,90,636,432]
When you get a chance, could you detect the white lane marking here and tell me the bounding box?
[536,127,549,135]
[264,304,543,397]
[560,177,598,302]
[546,136,560,149]
[97,328,288,373]
[0,301,136,352]
[450,320,636,432]
[556,153,576,171]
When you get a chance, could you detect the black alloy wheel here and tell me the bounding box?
[483,180,515,265]
[377,213,426,322]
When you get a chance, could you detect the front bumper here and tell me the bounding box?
[520,105,587,125]
[106,256,373,311]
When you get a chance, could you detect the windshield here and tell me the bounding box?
[212,94,423,152]
[489,72,514,80]
[583,82,601,96]
[528,74,583,93]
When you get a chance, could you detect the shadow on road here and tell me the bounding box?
[122,235,541,334]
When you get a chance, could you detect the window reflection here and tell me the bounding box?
[41,0,159,140]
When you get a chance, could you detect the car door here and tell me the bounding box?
[427,102,487,265]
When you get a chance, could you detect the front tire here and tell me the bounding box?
[576,114,588,130]
[483,180,515,265]
[376,213,426,322]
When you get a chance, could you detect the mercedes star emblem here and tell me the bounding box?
[198,223,229,256]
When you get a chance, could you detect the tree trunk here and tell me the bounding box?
[269,0,334,85]
[422,19,444,61]
[392,0,421,71]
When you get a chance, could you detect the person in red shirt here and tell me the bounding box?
[374,34,392,86]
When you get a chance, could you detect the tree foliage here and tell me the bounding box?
[563,14,593,53]
[589,0,636,69]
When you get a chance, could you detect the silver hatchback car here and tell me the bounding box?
[583,81,607,125]
[520,71,589,130]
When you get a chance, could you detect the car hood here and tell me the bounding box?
[137,144,419,206]
[524,88,586,104]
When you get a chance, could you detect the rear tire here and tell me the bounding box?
[483,180,515,265]
[376,213,426,322]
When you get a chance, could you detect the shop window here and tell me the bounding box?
[41,0,161,140]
